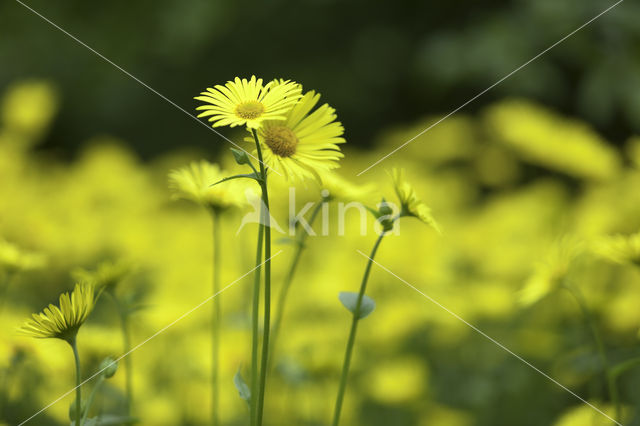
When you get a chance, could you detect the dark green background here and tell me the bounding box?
[2,0,638,160]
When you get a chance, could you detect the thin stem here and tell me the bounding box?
[562,282,621,422]
[80,376,105,425]
[253,129,272,426]
[70,339,83,426]
[332,232,386,426]
[119,311,133,415]
[250,196,265,425]
[211,210,222,426]
[271,200,324,362]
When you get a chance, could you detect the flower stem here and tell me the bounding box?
[250,214,264,426]
[119,310,133,416]
[252,129,272,426]
[271,200,324,362]
[80,376,105,425]
[70,339,83,426]
[211,210,221,426]
[562,282,621,422]
[332,232,385,426]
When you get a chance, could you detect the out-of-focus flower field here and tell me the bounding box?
[1,79,640,426]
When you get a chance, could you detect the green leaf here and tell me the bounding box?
[230,148,251,165]
[339,292,376,319]
[210,173,260,187]
[233,369,251,405]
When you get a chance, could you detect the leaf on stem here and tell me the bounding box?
[234,369,251,405]
[339,292,376,319]
[210,173,261,187]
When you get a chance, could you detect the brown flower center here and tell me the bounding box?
[263,126,298,157]
[235,101,265,120]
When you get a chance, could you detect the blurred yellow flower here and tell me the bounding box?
[20,282,96,343]
[72,259,131,294]
[365,357,427,404]
[195,76,301,129]
[390,168,440,232]
[0,239,45,274]
[485,99,621,181]
[168,160,246,211]
[592,231,640,267]
[553,403,617,426]
[0,80,58,142]
[320,172,375,202]
[519,238,582,306]
[251,84,345,181]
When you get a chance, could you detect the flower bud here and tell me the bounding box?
[100,357,118,379]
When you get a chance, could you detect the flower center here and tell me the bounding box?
[263,126,298,157]
[235,101,265,120]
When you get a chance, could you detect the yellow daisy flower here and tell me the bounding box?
[20,282,97,343]
[251,84,345,181]
[168,160,247,211]
[592,231,640,267]
[72,260,131,294]
[194,76,301,129]
[519,237,582,306]
[390,168,440,232]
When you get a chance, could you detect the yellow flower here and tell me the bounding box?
[1,80,58,142]
[592,231,640,267]
[168,160,246,210]
[519,238,582,306]
[194,76,301,129]
[20,282,97,343]
[0,239,45,274]
[72,259,131,294]
[390,168,440,232]
[319,172,375,202]
[251,84,345,181]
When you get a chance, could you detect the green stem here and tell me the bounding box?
[562,282,621,422]
[332,232,385,426]
[253,129,272,426]
[80,376,105,425]
[250,194,265,426]
[211,210,221,426]
[120,312,133,415]
[271,200,324,362]
[70,339,83,426]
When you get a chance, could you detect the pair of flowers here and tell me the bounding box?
[195,76,345,182]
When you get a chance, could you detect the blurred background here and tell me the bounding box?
[2,0,640,425]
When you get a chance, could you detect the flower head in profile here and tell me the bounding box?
[168,160,246,211]
[195,76,301,129]
[390,168,440,232]
[20,282,97,343]
[72,260,131,294]
[592,231,640,267]
[519,237,582,306]
[251,82,345,182]
[0,239,46,274]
